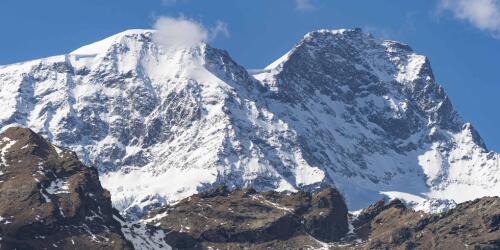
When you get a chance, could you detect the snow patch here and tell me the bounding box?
[46,179,70,194]
[250,194,294,212]
[40,189,51,203]
[0,138,16,167]
[0,216,11,225]
[114,215,172,250]
[101,166,218,214]
[380,191,457,213]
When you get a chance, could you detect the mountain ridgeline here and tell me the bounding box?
[0,28,498,220]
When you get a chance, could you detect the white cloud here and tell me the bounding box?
[295,0,316,11]
[210,21,230,40]
[152,16,229,49]
[438,0,500,37]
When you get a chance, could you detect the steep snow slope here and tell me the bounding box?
[254,29,499,212]
[0,28,498,218]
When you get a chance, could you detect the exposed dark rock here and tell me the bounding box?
[0,127,133,249]
[487,214,500,231]
[346,196,500,250]
[199,185,230,198]
[390,226,412,245]
[303,187,349,241]
[144,187,349,248]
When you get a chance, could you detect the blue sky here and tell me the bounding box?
[1,0,499,151]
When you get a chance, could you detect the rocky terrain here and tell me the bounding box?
[143,186,348,249]
[348,197,500,249]
[143,185,500,250]
[0,127,170,250]
[0,28,498,219]
[0,127,132,249]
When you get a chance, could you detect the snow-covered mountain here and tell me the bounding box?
[0,28,498,218]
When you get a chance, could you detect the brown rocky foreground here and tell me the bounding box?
[143,186,349,249]
[144,187,500,250]
[0,127,133,249]
[348,198,500,250]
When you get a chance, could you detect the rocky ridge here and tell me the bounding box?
[0,127,171,250]
[348,196,500,249]
[143,186,348,249]
[0,127,132,249]
[140,186,500,249]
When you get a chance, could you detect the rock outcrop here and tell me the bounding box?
[141,187,500,249]
[348,197,500,249]
[143,186,349,249]
[0,127,133,249]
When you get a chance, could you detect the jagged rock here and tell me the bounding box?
[2,127,495,250]
[347,197,500,249]
[143,187,348,248]
[0,127,133,249]
[487,214,500,231]
[138,188,499,249]
[303,187,348,241]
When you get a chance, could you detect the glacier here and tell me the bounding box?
[0,28,498,218]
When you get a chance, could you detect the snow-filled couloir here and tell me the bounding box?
[0,28,498,218]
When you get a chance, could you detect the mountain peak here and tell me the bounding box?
[264,28,368,71]
[303,28,364,40]
[1,127,50,151]
[68,28,215,71]
[70,29,155,56]
[0,28,498,219]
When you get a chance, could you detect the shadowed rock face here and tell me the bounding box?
[144,186,349,249]
[0,127,132,249]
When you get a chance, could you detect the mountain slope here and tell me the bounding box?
[143,186,349,249]
[349,196,500,249]
[0,127,133,249]
[0,28,498,218]
[253,29,500,211]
